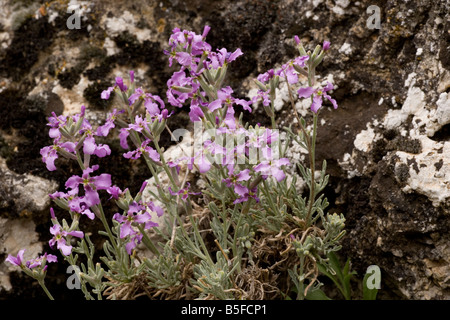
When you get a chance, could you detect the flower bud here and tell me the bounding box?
[171,85,193,93]
[310,44,321,61]
[202,25,211,38]
[263,103,274,118]
[254,79,268,91]
[215,64,227,88]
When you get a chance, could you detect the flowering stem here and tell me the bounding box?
[137,225,161,257]
[73,147,118,258]
[297,255,306,300]
[270,100,277,130]
[153,138,178,190]
[97,204,119,255]
[232,207,245,273]
[189,214,214,266]
[282,66,317,226]
[262,179,277,214]
[38,279,54,300]
[283,70,303,135]
[305,113,318,226]
[76,152,86,171]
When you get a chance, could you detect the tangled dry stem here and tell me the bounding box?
[103,196,325,300]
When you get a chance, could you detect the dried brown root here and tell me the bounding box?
[234,264,280,300]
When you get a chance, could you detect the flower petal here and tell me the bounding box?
[83,136,97,155]
[93,173,112,190]
[297,86,315,99]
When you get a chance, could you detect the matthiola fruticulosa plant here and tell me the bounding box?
[6,26,346,300]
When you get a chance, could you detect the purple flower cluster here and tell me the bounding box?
[49,224,84,256]
[297,82,338,113]
[6,249,57,270]
[159,26,294,203]
[253,37,338,114]
[169,182,201,201]
[37,26,305,267]
[113,199,164,254]
[172,122,290,203]
[40,105,115,172]
[252,55,309,109]
[164,26,249,124]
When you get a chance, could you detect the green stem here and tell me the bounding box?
[38,280,54,300]
[76,152,85,171]
[189,214,214,266]
[270,100,277,130]
[232,209,245,273]
[137,225,161,257]
[305,114,318,226]
[262,179,278,215]
[153,138,178,189]
[297,256,305,300]
[97,204,119,255]
[220,197,230,251]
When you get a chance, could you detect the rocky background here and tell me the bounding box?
[0,0,449,300]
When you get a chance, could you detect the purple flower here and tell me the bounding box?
[83,135,111,158]
[189,104,205,122]
[101,87,114,100]
[123,139,160,162]
[197,155,212,173]
[208,86,252,113]
[26,252,58,269]
[175,51,193,67]
[168,182,201,201]
[94,144,111,158]
[254,157,290,182]
[222,166,252,199]
[106,185,124,200]
[113,200,161,254]
[96,109,123,137]
[68,196,95,220]
[40,140,77,171]
[129,88,166,117]
[297,82,338,113]
[119,128,130,149]
[65,165,112,207]
[5,249,25,267]
[278,55,309,84]
[144,94,165,116]
[115,77,127,92]
[49,224,84,256]
[101,72,133,100]
[46,112,67,140]
[206,48,243,69]
[233,186,259,204]
[323,40,330,51]
[50,207,56,220]
[125,232,143,255]
[147,201,164,218]
[6,250,58,270]
[166,70,195,107]
[251,89,271,108]
[244,128,279,161]
[113,202,151,238]
[165,27,212,68]
[257,69,275,83]
[40,145,59,171]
